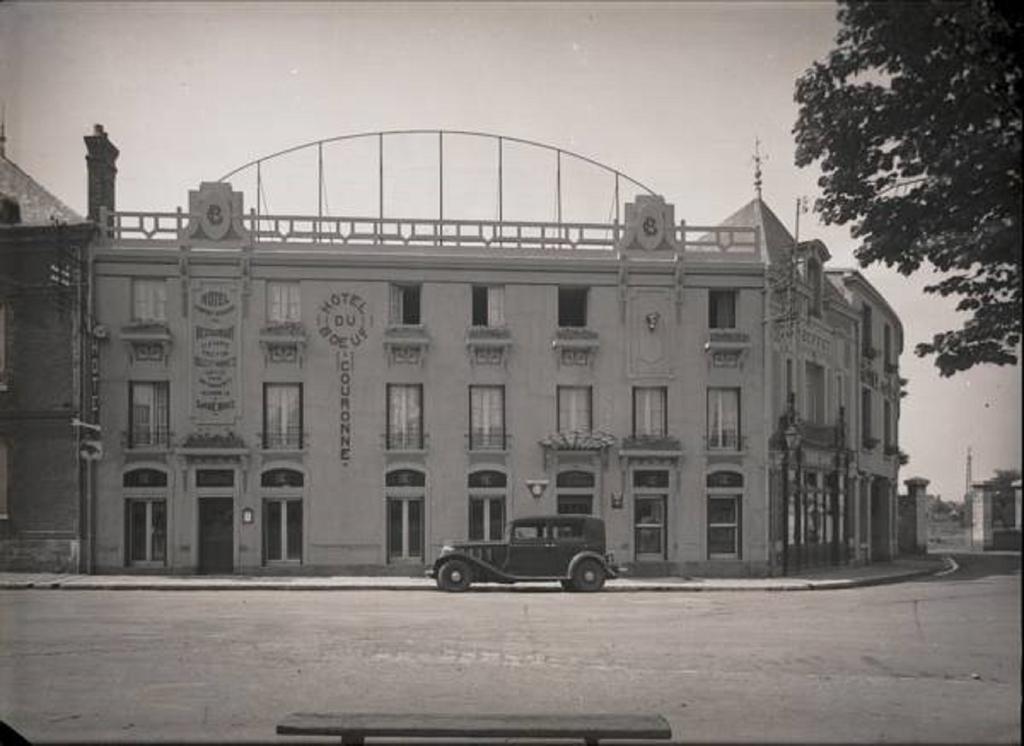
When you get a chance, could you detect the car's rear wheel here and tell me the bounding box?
[437,559,472,592]
[571,558,605,592]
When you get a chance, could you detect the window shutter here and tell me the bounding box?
[154,383,169,438]
[488,286,505,326]
[389,285,402,324]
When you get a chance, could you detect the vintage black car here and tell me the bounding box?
[428,515,618,592]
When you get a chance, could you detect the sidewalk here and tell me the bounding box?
[0,555,951,592]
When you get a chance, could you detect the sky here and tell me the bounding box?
[1,1,1019,501]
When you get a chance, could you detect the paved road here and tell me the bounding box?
[1,553,1019,743]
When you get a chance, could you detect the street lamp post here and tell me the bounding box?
[832,406,847,566]
[781,392,800,576]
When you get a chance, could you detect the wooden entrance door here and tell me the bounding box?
[199,498,234,574]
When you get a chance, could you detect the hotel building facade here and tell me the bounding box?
[6,127,901,577]
[91,171,781,576]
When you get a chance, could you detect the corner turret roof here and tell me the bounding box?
[717,197,794,265]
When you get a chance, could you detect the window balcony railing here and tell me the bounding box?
[706,433,746,452]
[384,431,427,451]
[799,421,841,449]
[706,329,751,346]
[125,428,172,449]
[467,430,509,451]
[467,325,511,340]
[262,429,305,450]
[862,435,880,451]
[621,434,683,453]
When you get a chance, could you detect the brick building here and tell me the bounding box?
[0,126,108,571]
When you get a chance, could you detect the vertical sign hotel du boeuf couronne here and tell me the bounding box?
[317,291,371,466]
[192,283,240,423]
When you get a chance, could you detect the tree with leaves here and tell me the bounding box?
[793,1,1022,376]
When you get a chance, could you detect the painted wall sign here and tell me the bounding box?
[317,291,372,466]
[192,282,239,423]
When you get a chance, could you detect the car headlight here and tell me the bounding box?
[440,544,455,556]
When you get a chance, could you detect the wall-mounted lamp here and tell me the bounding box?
[610,492,624,509]
[241,507,255,524]
[645,311,661,332]
[525,479,549,499]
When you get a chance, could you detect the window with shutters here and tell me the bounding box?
[263,383,303,449]
[632,387,667,438]
[387,384,424,449]
[707,387,741,450]
[132,279,167,323]
[267,282,301,323]
[471,285,505,327]
[128,382,170,448]
[469,385,505,450]
[557,386,592,432]
[389,284,421,325]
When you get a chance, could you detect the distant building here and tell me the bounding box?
[0,128,105,571]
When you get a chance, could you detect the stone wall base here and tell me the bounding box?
[0,538,80,572]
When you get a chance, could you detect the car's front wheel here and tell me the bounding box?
[571,558,605,592]
[437,559,473,592]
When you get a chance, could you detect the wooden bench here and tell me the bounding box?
[276,712,672,745]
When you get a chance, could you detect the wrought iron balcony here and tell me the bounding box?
[621,434,683,453]
[384,431,427,451]
[125,428,172,450]
[467,430,509,451]
[262,428,305,450]
[799,421,841,449]
[705,432,747,452]
[467,325,511,340]
[706,329,751,347]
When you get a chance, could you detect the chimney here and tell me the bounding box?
[84,124,119,223]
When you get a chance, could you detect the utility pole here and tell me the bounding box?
[965,446,973,497]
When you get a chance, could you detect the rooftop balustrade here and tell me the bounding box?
[98,208,761,260]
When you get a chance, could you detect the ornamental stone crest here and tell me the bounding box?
[184,182,250,243]
[618,195,680,253]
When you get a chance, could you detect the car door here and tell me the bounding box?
[549,518,587,574]
[504,520,551,577]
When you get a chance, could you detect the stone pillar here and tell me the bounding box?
[1014,481,1021,531]
[902,477,930,554]
[969,485,991,549]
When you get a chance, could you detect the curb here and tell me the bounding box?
[0,558,952,593]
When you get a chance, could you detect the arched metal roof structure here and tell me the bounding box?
[217,129,658,226]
